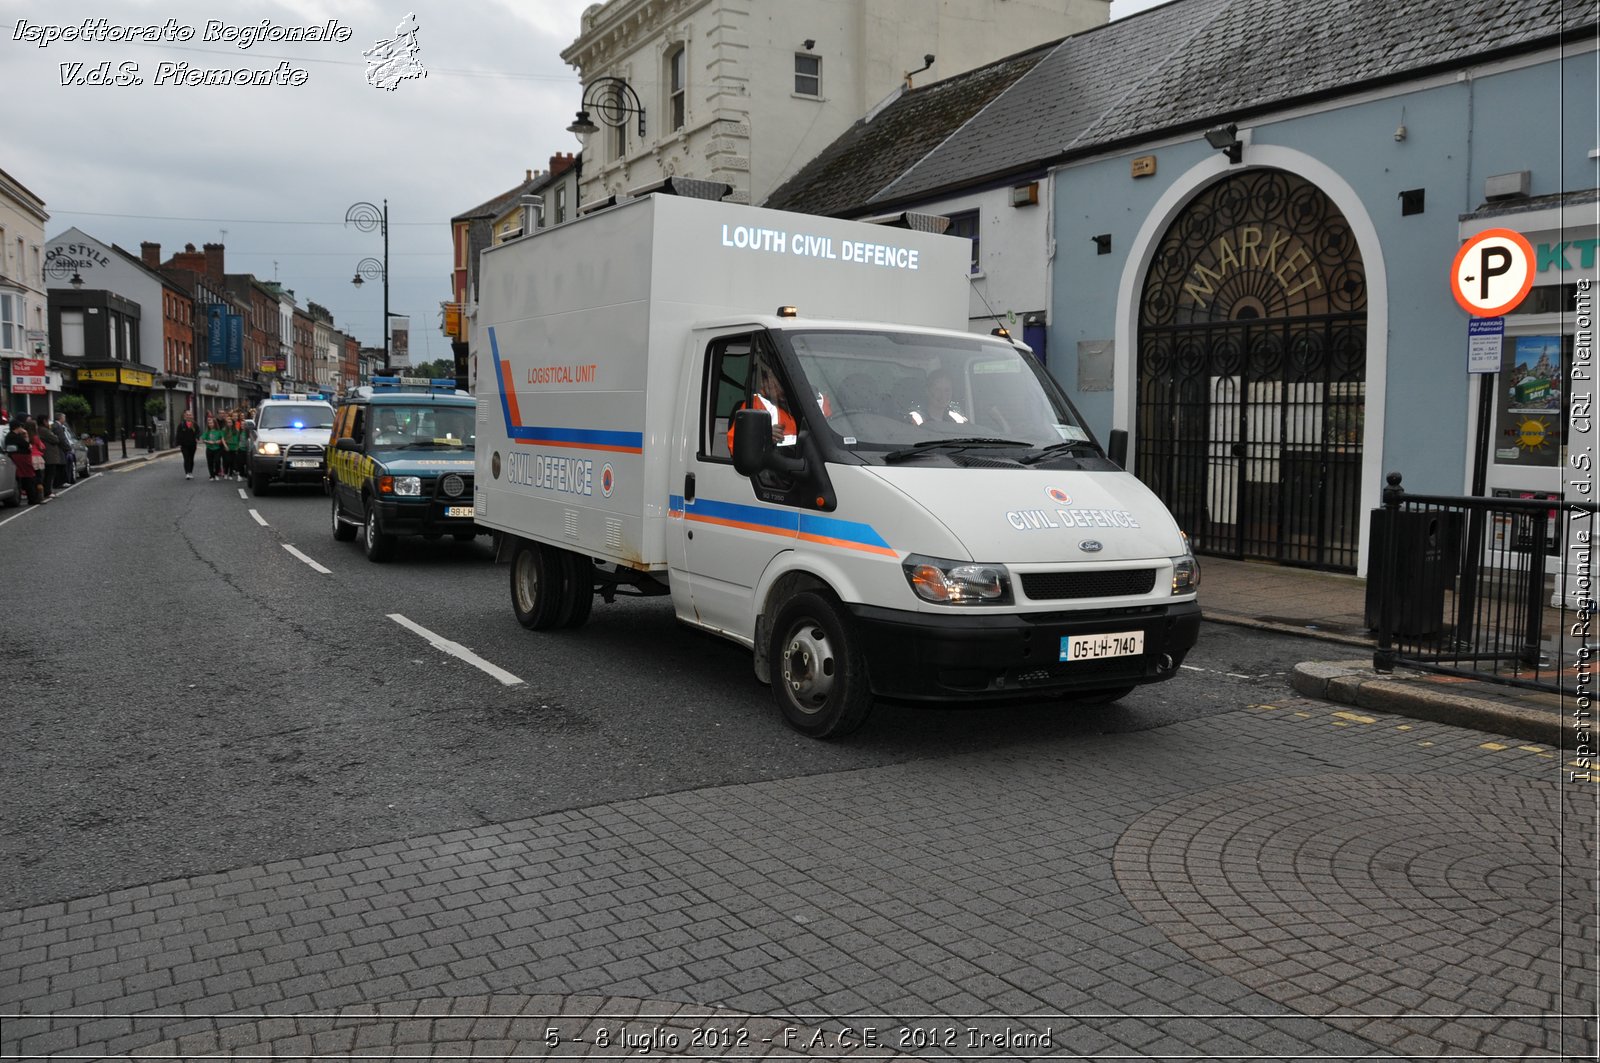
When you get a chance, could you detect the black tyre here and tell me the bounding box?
[363,498,396,562]
[331,493,356,542]
[510,540,564,630]
[768,590,873,739]
[251,469,269,495]
[559,552,594,629]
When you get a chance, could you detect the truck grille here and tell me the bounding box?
[1021,568,1157,600]
[287,444,323,458]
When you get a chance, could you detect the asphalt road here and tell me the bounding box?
[2,456,1353,912]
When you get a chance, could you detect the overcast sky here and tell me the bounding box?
[4,0,1164,364]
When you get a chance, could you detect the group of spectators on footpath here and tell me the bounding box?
[1,402,258,503]
[2,410,75,505]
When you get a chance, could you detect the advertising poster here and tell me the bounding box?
[1494,334,1565,468]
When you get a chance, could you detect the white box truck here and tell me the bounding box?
[474,192,1199,738]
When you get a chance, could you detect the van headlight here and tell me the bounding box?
[255,441,280,455]
[1171,534,1200,595]
[902,554,1012,605]
[392,476,423,497]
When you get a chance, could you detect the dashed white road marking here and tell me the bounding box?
[237,487,248,499]
[249,509,269,526]
[1181,664,1286,680]
[282,543,331,574]
[388,612,524,687]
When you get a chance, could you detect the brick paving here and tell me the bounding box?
[2,700,1594,1060]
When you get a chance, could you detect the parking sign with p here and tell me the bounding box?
[1451,227,1535,317]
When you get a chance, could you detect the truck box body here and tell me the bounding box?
[475,195,969,570]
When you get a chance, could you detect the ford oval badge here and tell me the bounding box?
[1079,539,1104,553]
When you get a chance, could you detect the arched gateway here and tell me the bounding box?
[1135,169,1368,572]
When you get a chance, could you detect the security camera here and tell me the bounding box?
[1394,124,1407,142]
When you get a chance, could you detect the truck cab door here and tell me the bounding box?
[670,330,799,640]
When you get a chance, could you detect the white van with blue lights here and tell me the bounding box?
[473,191,1199,738]
[248,392,335,494]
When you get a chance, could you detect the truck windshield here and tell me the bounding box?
[258,404,334,430]
[778,329,1095,456]
[367,404,475,450]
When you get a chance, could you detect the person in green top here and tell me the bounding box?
[200,414,227,481]
[223,414,246,481]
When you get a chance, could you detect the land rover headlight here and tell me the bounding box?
[392,476,423,497]
[255,441,280,455]
[902,554,1012,605]
[1171,533,1200,595]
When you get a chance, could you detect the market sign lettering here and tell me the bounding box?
[1183,226,1322,309]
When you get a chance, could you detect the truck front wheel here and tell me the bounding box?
[511,541,565,630]
[768,591,873,739]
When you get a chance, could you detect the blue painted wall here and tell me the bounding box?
[1049,47,1597,497]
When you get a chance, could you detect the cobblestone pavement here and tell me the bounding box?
[2,700,1594,1060]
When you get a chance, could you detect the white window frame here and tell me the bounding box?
[794,53,820,97]
[668,44,687,131]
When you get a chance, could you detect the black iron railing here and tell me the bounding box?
[1371,472,1598,696]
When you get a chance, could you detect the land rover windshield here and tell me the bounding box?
[258,404,334,430]
[776,329,1097,460]
[367,404,475,451]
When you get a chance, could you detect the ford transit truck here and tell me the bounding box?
[473,192,1199,738]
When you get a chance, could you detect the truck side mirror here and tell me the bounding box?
[335,438,361,453]
[1107,428,1128,470]
[731,407,805,477]
[731,408,773,476]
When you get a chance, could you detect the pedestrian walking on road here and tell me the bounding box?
[200,415,225,481]
[224,414,246,481]
[4,421,38,505]
[35,416,65,498]
[175,411,199,480]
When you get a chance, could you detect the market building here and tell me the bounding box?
[766,0,1596,577]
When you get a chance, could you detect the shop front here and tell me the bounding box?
[75,364,155,445]
[1460,192,1598,603]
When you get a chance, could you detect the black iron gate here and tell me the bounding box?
[1136,169,1368,572]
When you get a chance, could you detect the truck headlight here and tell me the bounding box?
[255,442,280,455]
[392,476,423,497]
[1171,553,1200,594]
[902,554,1012,605]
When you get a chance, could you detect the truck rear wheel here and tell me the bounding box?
[769,591,872,739]
[557,551,594,629]
[511,541,565,630]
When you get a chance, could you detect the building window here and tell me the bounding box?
[60,311,84,358]
[794,53,820,97]
[612,118,628,161]
[945,210,980,274]
[0,292,20,352]
[667,44,687,131]
[555,185,567,225]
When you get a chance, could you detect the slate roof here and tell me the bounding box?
[772,0,1592,217]
[762,41,1056,215]
[452,173,549,223]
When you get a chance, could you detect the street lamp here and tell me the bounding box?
[567,76,647,139]
[345,199,389,372]
[566,77,646,200]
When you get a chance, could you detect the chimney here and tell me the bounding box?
[549,152,577,176]
[140,241,160,267]
[202,242,224,284]
[526,169,533,181]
